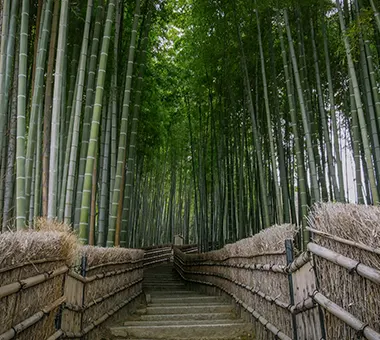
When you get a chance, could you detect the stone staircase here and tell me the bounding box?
[110,264,254,339]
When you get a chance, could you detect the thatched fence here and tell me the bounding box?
[0,222,77,340]
[0,221,145,340]
[61,246,144,339]
[142,244,173,267]
[174,203,380,340]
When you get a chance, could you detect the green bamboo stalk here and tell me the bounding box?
[15,0,29,229]
[0,136,7,229]
[121,8,153,247]
[336,0,379,204]
[0,1,18,227]
[310,18,340,201]
[278,20,309,246]
[107,0,141,247]
[284,9,320,204]
[79,0,116,244]
[0,0,10,158]
[42,0,59,217]
[98,99,112,246]
[322,17,345,202]
[108,0,121,204]
[1,0,18,142]
[358,32,380,186]
[255,6,283,224]
[74,0,104,230]
[64,0,94,225]
[363,39,380,132]
[33,104,43,219]
[234,5,270,229]
[57,46,68,210]
[47,0,69,219]
[25,0,53,218]
[350,80,364,204]
[369,0,380,33]
[2,47,18,231]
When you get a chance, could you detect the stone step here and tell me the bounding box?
[143,281,185,286]
[119,338,252,340]
[149,301,226,307]
[143,285,186,291]
[147,291,201,296]
[143,279,185,285]
[137,304,234,315]
[124,319,244,326]
[151,296,221,304]
[136,312,237,322]
[110,323,254,339]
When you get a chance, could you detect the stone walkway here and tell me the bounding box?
[109,264,254,339]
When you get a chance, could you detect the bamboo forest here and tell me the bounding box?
[0,0,379,250]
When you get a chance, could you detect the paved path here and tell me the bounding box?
[109,264,254,339]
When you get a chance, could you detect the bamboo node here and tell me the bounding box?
[348,261,361,275]
[356,323,369,337]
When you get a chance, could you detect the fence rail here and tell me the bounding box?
[174,233,380,340]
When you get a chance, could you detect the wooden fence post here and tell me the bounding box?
[285,239,298,340]
[289,243,324,339]
[61,255,87,339]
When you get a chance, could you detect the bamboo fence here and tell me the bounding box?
[175,205,380,340]
[0,228,76,340]
[143,244,173,266]
[61,246,145,339]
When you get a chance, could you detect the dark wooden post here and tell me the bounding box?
[285,239,298,340]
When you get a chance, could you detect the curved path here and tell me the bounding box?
[109,264,255,339]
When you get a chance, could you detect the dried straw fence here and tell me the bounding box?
[61,246,144,339]
[0,221,146,340]
[174,203,380,340]
[143,244,173,267]
[142,243,198,267]
[0,222,77,340]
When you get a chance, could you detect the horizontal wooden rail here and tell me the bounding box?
[64,278,143,312]
[46,330,64,340]
[175,251,286,263]
[0,265,68,299]
[312,291,380,340]
[85,258,144,271]
[176,257,318,316]
[68,264,143,283]
[174,260,291,340]
[0,257,65,274]
[142,243,172,251]
[174,260,290,311]
[290,297,316,315]
[174,253,288,274]
[63,291,142,338]
[307,227,380,256]
[287,251,311,273]
[0,296,65,340]
[308,243,380,285]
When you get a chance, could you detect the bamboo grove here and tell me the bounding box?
[0,0,379,250]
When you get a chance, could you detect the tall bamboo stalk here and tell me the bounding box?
[234,5,270,229]
[47,0,69,219]
[284,9,320,204]
[79,0,116,244]
[0,0,10,159]
[25,0,53,219]
[42,0,60,217]
[107,0,141,247]
[64,0,93,225]
[74,0,104,230]
[15,0,30,229]
[255,6,282,224]
[336,0,379,204]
